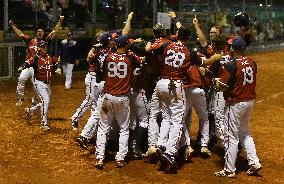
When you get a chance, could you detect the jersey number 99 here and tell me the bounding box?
[108,61,127,78]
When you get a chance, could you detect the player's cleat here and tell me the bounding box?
[183,145,194,162]
[25,108,33,118]
[214,170,236,178]
[40,124,50,130]
[65,86,71,90]
[161,153,178,169]
[131,150,142,160]
[247,162,262,176]
[116,160,126,168]
[95,159,104,169]
[16,98,25,106]
[143,146,158,163]
[200,146,212,158]
[75,136,89,150]
[71,120,78,130]
[156,146,166,159]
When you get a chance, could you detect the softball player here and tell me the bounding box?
[95,35,141,169]
[9,17,64,106]
[71,32,111,130]
[23,40,59,130]
[214,37,262,178]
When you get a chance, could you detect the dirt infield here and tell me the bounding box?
[0,49,283,184]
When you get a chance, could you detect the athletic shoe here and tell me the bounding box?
[131,150,142,160]
[143,146,158,163]
[214,170,236,178]
[161,153,178,170]
[40,124,50,130]
[75,135,89,150]
[71,120,78,130]
[116,160,126,168]
[16,98,25,106]
[65,86,71,90]
[183,145,194,161]
[201,146,212,157]
[25,108,33,118]
[95,159,104,169]
[247,163,262,176]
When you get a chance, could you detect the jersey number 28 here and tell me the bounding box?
[165,49,185,68]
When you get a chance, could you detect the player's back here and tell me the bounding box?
[224,56,257,103]
[103,52,139,95]
[160,41,190,80]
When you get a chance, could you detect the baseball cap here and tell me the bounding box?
[100,32,112,46]
[115,35,129,48]
[232,37,246,50]
[112,29,122,39]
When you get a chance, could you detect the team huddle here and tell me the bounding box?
[10,11,262,177]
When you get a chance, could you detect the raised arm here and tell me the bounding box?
[168,11,182,29]
[48,16,64,39]
[9,20,24,37]
[122,12,134,35]
[193,15,207,47]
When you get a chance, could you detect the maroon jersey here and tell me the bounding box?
[183,65,205,89]
[150,37,173,75]
[102,52,141,95]
[219,56,257,103]
[21,34,52,60]
[27,54,58,83]
[160,41,191,80]
[88,48,110,72]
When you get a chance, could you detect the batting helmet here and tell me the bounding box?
[234,12,250,27]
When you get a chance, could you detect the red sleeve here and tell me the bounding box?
[27,57,34,65]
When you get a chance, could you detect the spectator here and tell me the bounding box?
[73,0,88,29]
[59,0,70,28]
[59,31,79,89]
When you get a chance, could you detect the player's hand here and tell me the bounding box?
[128,12,134,20]
[140,56,146,63]
[59,16,64,21]
[93,43,102,48]
[133,38,143,43]
[145,42,152,52]
[9,20,14,27]
[198,66,206,76]
[18,66,24,72]
[75,59,80,66]
[193,15,198,25]
[168,11,177,19]
[55,68,62,75]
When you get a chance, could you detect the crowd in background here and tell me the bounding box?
[1,0,284,45]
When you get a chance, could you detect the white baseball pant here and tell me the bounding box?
[62,63,74,89]
[80,81,105,140]
[183,87,210,147]
[96,93,130,161]
[31,78,51,126]
[156,79,185,156]
[208,90,225,146]
[16,67,34,99]
[223,100,260,173]
[148,88,162,147]
[129,90,150,129]
[72,73,96,122]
